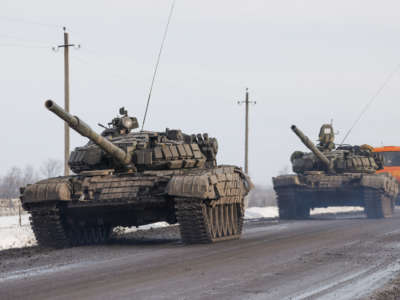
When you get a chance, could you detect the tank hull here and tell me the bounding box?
[272,173,398,219]
[21,166,252,248]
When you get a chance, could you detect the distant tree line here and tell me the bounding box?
[0,159,62,201]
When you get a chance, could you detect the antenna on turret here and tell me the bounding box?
[141,0,176,131]
[340,63,400,145]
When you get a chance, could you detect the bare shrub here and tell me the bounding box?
[0,164,40,202]
[40,159,62,178]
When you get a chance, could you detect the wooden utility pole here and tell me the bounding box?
[238,88,256,174]
[54,27,79,176]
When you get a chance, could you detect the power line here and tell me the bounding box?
[0,16,61,29]
[141,0,176,131]
[0,33,50,45]
[340,63,400,144]
[0,43,49,49]
[71,54,132,82]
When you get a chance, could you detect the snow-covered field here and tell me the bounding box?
[0,215,35,250]
[0,206,364,251]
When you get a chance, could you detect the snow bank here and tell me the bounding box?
[0,226,36,250]
[245,206,364,219]
[0,214,36,250]
[0,214,30,228]
[113,222,170,236]
[311,206,364,215]
[245,207,278,219]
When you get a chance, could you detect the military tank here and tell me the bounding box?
[20,100,253,248]
[273,124,398,219]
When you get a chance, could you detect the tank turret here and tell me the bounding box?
[290,124,381,174]
[291,125,333,172]
[45,100,219,174]
[45,100,132,167]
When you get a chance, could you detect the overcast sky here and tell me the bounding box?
[1,1,400,185]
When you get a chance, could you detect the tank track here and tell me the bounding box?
[28,203,111,248]
[364,188,394,219]
[175,198,244,244]
[276,188,310,220]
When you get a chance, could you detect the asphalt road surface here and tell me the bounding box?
[1,211,400,300]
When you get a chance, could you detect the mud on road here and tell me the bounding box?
[0,211,400,300]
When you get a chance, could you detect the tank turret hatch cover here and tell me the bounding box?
[101,107,139,137]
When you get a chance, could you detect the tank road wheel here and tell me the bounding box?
[364,188,394,219]
[28,203,111,248]
[175,198,244,244]
[92,227,101,244]
[296,203,310,219]
[276,188,310,220]
[276,188,296,219]
[70,229,81,246]
[68,225,111,246]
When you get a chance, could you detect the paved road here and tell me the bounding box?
[1,211,400,300]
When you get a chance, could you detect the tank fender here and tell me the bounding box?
[21,178,72,203]
[234,168,254,195]
[360,174,399,197]
[167,166,253,199]
[272,175,301,188]
[167,174,217,199]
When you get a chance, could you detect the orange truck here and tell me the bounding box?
[373,146,400,204]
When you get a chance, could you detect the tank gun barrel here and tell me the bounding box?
[45,100,131,166]
[291,125,332,171]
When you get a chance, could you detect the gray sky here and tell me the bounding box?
[1,0,400,185]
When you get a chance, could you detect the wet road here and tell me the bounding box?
[1,211,400,300]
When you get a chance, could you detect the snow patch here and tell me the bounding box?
[244,206,364,219]
[0,225,36,250]
[0,214,36,250]
[245,207,278,219]
[113,222,170,236]
[0,214,30,228]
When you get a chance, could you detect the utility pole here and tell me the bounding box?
[54,27,79,176]
[238,88,256,174]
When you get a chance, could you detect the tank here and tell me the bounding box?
[20,100,253,248]
[272,124,398,219]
